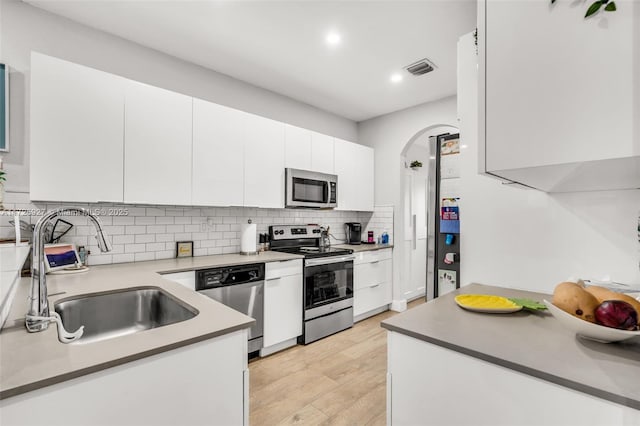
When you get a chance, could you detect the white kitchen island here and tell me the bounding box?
[382,284,640,426]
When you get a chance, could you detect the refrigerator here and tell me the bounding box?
[427,133,461,299]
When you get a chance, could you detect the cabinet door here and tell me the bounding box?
[482,0,635,172]
[334,139,374,211]
[192,99,245,206]
[161,271,196,291]
[243,114,285,208]
[310,132,334,174]
[284,124,311,171]
[30,53,125,202]
[354,282,392,317]
[263,273,303,347]
[124,81,192,205]
[355,259,392,290]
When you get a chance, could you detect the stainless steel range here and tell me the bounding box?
[269,225,355,344]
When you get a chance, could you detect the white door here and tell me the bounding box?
[284,125,312,171]
[263,274,303,347]
[310,132,334,174]
[30,53,125,203]
[403,170,428,300]
[243,114,285,208]
[124,81,193,205]
[192,99,245,206]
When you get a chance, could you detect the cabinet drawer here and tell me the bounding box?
[265,259,303,280]
[354,259,392,291]
[354,248,392,265]
[354,282,392,317]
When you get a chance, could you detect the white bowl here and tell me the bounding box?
[543,300,640,343]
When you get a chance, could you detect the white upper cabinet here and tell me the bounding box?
[124,81,193,205]
[192,99,245,206]
[284,124,312,171]
[311,132,335,174]
[479,0,640,192]
[30,53,125,202]
[285,126,336,174]
[334,139,374,211]
[29,54,375,209]
[244,114,285,208]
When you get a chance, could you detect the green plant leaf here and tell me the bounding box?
[605,2,616,11]
[585,0,603,17]
[508,298,547,311]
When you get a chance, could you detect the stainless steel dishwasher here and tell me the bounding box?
[196,263,264,354]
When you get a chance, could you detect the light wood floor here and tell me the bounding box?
[249,298,426,426]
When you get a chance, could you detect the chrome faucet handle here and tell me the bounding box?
[25,312,84,343]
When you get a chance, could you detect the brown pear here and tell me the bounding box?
[552,282,600,323]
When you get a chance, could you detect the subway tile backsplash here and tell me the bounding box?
[1,192,393,266]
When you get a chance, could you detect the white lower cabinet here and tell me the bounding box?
[161,271,196,291]
[0,330,248,426]
[353,249,392,321]
[261,259,303,356]
[387,332,640,426]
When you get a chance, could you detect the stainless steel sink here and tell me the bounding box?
[54,287,199,345]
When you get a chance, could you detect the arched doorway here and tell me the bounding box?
[398,124,459,304]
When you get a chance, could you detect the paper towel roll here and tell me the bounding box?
[240,221,257,254]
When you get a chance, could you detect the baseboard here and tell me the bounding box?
[390,299,407,312]
[259,337,297,357]
[354,304,389,323]
[407,292,426,303]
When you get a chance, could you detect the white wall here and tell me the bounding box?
[457,32,640,293]
[0,0,357,192]
[358,97,458,307]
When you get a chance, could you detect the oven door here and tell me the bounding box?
[304,256,354,320]
[286,168,337,208]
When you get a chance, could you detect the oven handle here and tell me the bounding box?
[305,255,355,267]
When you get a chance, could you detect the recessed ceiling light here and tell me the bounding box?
[461,144,468,149]
[390,73,403,83]
[326,32,341,46]
[429,156,436,160]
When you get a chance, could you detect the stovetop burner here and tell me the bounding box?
[269,224,354,259]
[271,246,353,259]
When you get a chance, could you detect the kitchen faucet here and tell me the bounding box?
[25,207,112,333]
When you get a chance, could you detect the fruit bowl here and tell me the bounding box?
[543,300,640,343]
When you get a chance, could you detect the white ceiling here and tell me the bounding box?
[26,0,477,122]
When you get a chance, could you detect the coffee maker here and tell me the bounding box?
[344,222,362,245]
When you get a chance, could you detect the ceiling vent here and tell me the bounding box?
[404,58,437,76]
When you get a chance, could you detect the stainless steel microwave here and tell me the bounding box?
[285,168,337,209]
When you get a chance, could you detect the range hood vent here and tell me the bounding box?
[405,58,436,76]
